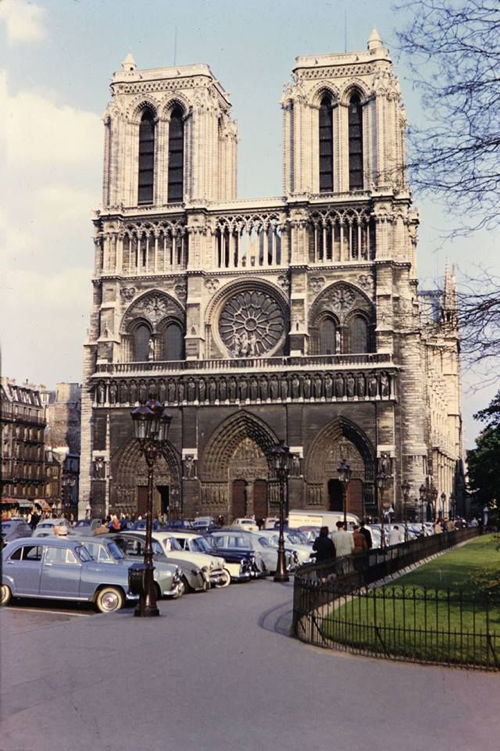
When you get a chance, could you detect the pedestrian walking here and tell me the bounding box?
[359,520,372,549]
[312,526,336,562]
[332,521,355,557]
[352,525,368,553]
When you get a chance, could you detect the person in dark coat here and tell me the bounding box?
[359,520,373,549]
[312,526,336,562]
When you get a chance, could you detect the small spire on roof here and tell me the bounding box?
[368,28,383,51]
[121,52,136,72]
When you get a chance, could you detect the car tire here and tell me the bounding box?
[1,584,12,606]
[169,579,185,599]
[155,582,162,601]
[181,575,194,593]
[95,586,124,613]
[214,568,231,588]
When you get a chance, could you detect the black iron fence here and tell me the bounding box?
[293,529,500,669]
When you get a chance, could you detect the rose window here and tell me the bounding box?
[219,290,284,357]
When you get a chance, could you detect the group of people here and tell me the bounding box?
[312,520,373,563]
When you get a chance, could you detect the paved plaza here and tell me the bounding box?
[1,579,498,751]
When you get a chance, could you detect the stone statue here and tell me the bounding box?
[109,382,117,404]
[239,377,248,401]
[208,379,217,402]
[291,375,300,399]
[368,374,378,398]
[148,338,155,361]
[324,374,333,399]
[167,379,176,403]
[280,377,289,400]
[187,378,196,402]
[356,373,365,397]
[260,377,268,401]
[335,373,344,398]
[380,373,390,397]
[219,378,227,401]
[314,374,322,399]
[303,375,311,399]
[270,377,279,400]
[346,373,356,397]
[250,377,258,401]
[184,455,195,479]
[198,378,206,402]
[177,381,185,402]
[229,377,237,401]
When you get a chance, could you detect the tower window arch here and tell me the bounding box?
[348,93,363,189]
[133,323,151,361]
[168,106,184,203]
[318,315,339,355]
[347,314,369,353]
[138,109,155,205]
[319,95,334,192]
[161,321,184,361]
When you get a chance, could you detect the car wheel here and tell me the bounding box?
[181,575,194,593]
[214,568,231,588]
[170,579,185,599]
[1,584,12,606]
[155,582,162,601]
[95,586,124,613]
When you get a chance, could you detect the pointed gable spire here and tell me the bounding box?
[368,28,383,52]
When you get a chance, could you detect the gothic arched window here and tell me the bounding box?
[347,315,369,353]
[133,323,151,361]
[168,107,184,203]
[138,110,155,205]
[162,321,184,361]
[318,316,338,355]
[319,95,334,192]
[348,93,363,189]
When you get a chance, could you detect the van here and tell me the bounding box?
[287,509,360,531]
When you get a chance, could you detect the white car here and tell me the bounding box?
[258,530,312,566]
[230,518,259,532]
[132,531,230,588]
[31,519,71,537]
[167,532,234,585]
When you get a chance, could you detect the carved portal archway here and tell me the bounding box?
[304,417,374,516]
[199,411,278,521]
[111,439,182,517]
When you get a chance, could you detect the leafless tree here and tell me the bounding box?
[458,271,500,365]
[396,0,500,233]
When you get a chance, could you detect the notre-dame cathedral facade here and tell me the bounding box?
[79,30,464,523]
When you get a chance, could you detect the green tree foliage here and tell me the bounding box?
[467,391,500,507]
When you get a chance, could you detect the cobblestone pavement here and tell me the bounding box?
[1,578,499,751]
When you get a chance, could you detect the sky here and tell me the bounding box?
[0,0,497,449]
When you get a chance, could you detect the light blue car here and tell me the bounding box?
[1,536,138,613]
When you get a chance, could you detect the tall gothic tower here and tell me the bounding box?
[80,32,463,523]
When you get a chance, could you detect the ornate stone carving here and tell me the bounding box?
[120,287,136,302]
[219,290,284,357]
[309,276,325,294]
[204,278,220,294]
[326,285,356,313]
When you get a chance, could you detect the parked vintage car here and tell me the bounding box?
[78,536,184,599]
[230,518,259,532]
[112,532,210,593]
[167,531,245,584]
[31,518,72,537]
[205,530,296,575]
[1,537,138,612]
[132,530,229,588]
[1,519,32,546]
[257,530,310,566]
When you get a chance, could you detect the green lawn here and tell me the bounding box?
[320,534,500,667]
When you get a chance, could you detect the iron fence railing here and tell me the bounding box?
[292,529,499,670]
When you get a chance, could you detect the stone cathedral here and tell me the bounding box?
[79,30,464,523]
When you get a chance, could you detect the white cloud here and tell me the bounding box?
[0,71,102,165]
[0,0,47,43]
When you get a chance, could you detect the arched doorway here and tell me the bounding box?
[232,479,248,518]
[253,479,268,521]
[328,479,343,511]
[347,478,364,518]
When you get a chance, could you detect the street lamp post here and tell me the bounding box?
[401,481,410,542]
[131,399,172,617]
[419,484,427,535]
[266,441,293,583]
[440,492,447,522]
[449,492,456,520]
[337,459,352,528]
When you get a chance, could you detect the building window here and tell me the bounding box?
[133,324,151,362]
[347,315,369,353]
[319,95,334,192]
[318,316,338,354]
[138,110,155,205]
[348,93,363,189]
[168,107,184,203]
[162,322,184,361]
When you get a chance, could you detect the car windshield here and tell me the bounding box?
[190,537,212,553]
[76,545,93,562]
[258,536,274,548]
[287,532,306,544]
[160,536,182,551]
